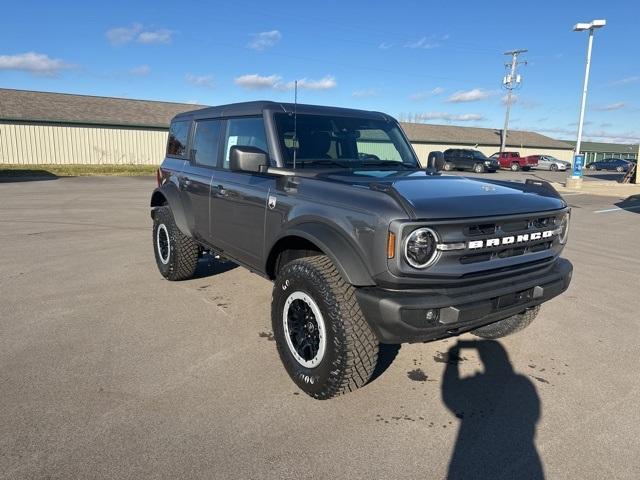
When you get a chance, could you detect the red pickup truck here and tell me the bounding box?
[490,152,538,171]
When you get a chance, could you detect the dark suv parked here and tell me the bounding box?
[443,149,499,173]
[150,101,572,399]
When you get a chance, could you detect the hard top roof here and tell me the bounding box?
[172,101,390,121]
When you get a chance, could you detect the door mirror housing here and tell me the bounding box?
[229,145,268,173]
[426,151,445,173]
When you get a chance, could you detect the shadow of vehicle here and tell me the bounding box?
[0,169,59,183]
[193,255,238,279]
[615,195,640,214]
[442,340,543,480]
[368,344,401,384]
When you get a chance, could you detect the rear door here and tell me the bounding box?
[180,119,223,245]
[210,117,275,268]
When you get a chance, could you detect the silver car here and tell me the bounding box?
[535,155,570,171]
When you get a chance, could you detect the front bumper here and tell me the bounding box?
[356,258,572,344]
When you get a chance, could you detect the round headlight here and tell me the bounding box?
[559,212,570,244]
[404,227,439,268]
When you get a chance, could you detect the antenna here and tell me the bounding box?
[293,80,298,169]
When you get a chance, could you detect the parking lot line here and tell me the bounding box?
[594,205,640,213]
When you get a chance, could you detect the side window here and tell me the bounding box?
[192,119,222,168]
[223,117,269,169]
[167,120,190,157]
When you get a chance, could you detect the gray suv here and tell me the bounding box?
[150,101,572,399]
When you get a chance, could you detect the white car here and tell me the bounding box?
[535,155,570,171]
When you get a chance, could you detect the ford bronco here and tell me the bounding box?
[150,101,572,399]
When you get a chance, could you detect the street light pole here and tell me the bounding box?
[569,19,606,185]
[574,28,594,161]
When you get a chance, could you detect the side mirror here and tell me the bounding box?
[427,151,445,172]
[229,145,268,173]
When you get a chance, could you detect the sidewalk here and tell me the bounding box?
[553,179,640,198]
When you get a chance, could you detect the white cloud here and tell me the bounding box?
[409,87,445,101]
[352,88,378,98]
[0,52,71,77]
[129,64,151,76]
[409,112,486,122]
[247,30,282,51]
[609,76,639,86]
[294,76,337,90]
[404,37,440,49]
[106,23,173,46]
[138,29,173,44]
[593,102,626,111]
[378,42,393,50]
[186,73,214,89]
[500,94,540,109]
[234,74,282,90]
[447,88,495,103]
[234,74,337,91]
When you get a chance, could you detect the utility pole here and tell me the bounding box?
[500,49,527,153]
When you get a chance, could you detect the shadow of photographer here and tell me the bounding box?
[442,340,543,479]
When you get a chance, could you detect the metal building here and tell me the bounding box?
[0,88,199,165]
[564,140,639,163]
[3,88,625,167]
[400,123,575,162]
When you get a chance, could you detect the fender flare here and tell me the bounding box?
[150,185,192,238]
[272,223,376,286]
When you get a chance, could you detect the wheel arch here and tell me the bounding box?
[150,186,192,237]
[266,224,376,286]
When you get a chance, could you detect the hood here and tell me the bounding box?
[389,175,566,219]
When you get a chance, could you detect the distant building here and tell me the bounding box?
[563,140,639,163]
[400,123,574,162]
[0,88,577,165]
[0,88,199,165]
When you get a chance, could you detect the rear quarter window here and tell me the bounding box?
[167,120,190,157]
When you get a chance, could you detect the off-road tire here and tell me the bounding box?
[152,206,199,281]
[272,255,379,399]
[471,306,540,339]
[511,162,521,171]
[473,163,485,173]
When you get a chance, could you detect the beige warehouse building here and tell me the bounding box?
[1,88,576,165]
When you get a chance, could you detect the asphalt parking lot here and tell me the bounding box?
[1,175,639,479]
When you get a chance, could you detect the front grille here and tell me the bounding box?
[412,210,568,278]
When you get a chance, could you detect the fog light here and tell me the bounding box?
[425,309,438,321]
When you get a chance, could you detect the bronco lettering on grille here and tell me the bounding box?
[468,229,555,249]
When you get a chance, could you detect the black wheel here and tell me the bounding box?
[272,255,379,399]
[510,162,520,171]
[443,162,453,171]
[550,164,558,172]
[471,306,540,339]
[616,166,624,172]
[473,163,485,173]
[152,206,199,281]
[588,164,596,170]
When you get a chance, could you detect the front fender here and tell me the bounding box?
[150,185,192,238]
[275,223,376,286]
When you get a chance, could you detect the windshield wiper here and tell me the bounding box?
[294,159,353,169]
[359,160,416,169]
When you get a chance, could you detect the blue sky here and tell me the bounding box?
[0,0,638,143]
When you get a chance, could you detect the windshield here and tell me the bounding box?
[274,113,419,168]
[471,151,488,160]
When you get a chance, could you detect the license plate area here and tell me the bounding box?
[496,288,534,308]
